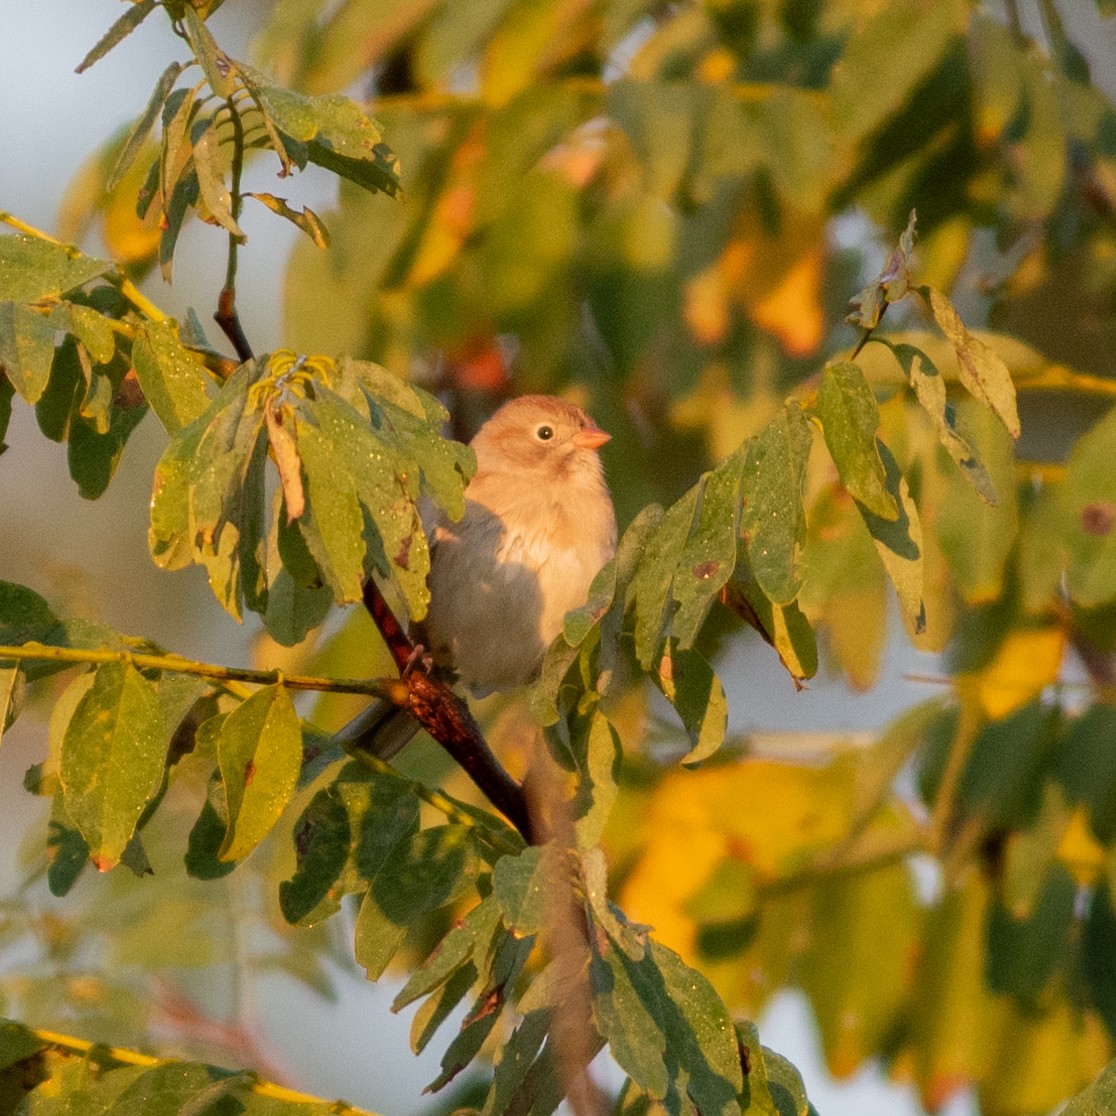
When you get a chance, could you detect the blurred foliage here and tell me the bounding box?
[6,0,1116,1114]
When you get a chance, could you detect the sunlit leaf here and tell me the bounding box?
[741,404,813,605]
[216,684,302,862]
[816,361,897,520]
[60,662,166,871]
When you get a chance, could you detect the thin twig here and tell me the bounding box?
[29,1026,375,1114]
[0,642,405,699]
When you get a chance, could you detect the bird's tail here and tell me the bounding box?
[333,697,420,760]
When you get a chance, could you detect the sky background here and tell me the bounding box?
[0,2,1043,1112]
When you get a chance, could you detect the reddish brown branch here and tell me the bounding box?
[215,286,254,364]
[360,580,535,843]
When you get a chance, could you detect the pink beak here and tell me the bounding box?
[572,424,611,451]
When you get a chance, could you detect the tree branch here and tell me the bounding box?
[360,580,536,843]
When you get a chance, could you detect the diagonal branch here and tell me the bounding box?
[360,580,535,843]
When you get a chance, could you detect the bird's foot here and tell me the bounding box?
[401,644,435,678]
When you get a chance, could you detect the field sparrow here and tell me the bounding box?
[337,394,617,757]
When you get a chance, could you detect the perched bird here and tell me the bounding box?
[337,394,617,757]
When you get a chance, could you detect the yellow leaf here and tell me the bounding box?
[616,756,855,961]
[974,626,1065,719]
[715,206,828,357]
[1056,806,1106,886]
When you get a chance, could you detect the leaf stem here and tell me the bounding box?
[0,643,404,699]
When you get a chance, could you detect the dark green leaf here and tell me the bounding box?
[411,963,480,1056]
[493,845,563,937]
[59,662,166,871]
[741,404,813,606]
[672,448,747,648]
[987,864,1076,1001]
[1085,883,1116,1043]
[427,931,535,1093]
[279,761,420,926]
[958,700,1058,829]
[75,0,158,72]
[0,1020,46,1072]
[67,394,148,500]
[632,488,702,668]
[355,825,481,980]
[185,772,237,880]
[243,72,402,197]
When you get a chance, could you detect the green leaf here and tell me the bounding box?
[653,646,728,765]
[185,771,237,881]
[924,287,1020,439]
[722,567,817,684]
[856,439,925,633]
[829,0,963,145]
[957,700,1058,829]
[1062,406,1116,607]
[243,72,402,197]
[0,235,113,301]
[817,361,897,520]
[741,404,813,606]
[182,8,237,98]
[59,662,166,871]
[132,320,212,433]
[987,864,1076,1001]
[0,301,57,403]
[427,932,535,1093]
[492,844,563,936]
[75,0,159,72]
[279,761,420,925]
[650,941,744,1116]
[216,684,302,862]
[671,446,747,648]
[888,342,996,503]
[109,61,184,192]
[632,488,701,668]
[355,825,481,980]
[934,397,1019,603]
[0,1020,47,1072]
[393,896,502,1012]
[1062,1056,1116,1116]
[67,393,148,500]
[0,374,12,452]
[192,119,245,239]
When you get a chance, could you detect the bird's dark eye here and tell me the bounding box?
[536,424,554,441]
